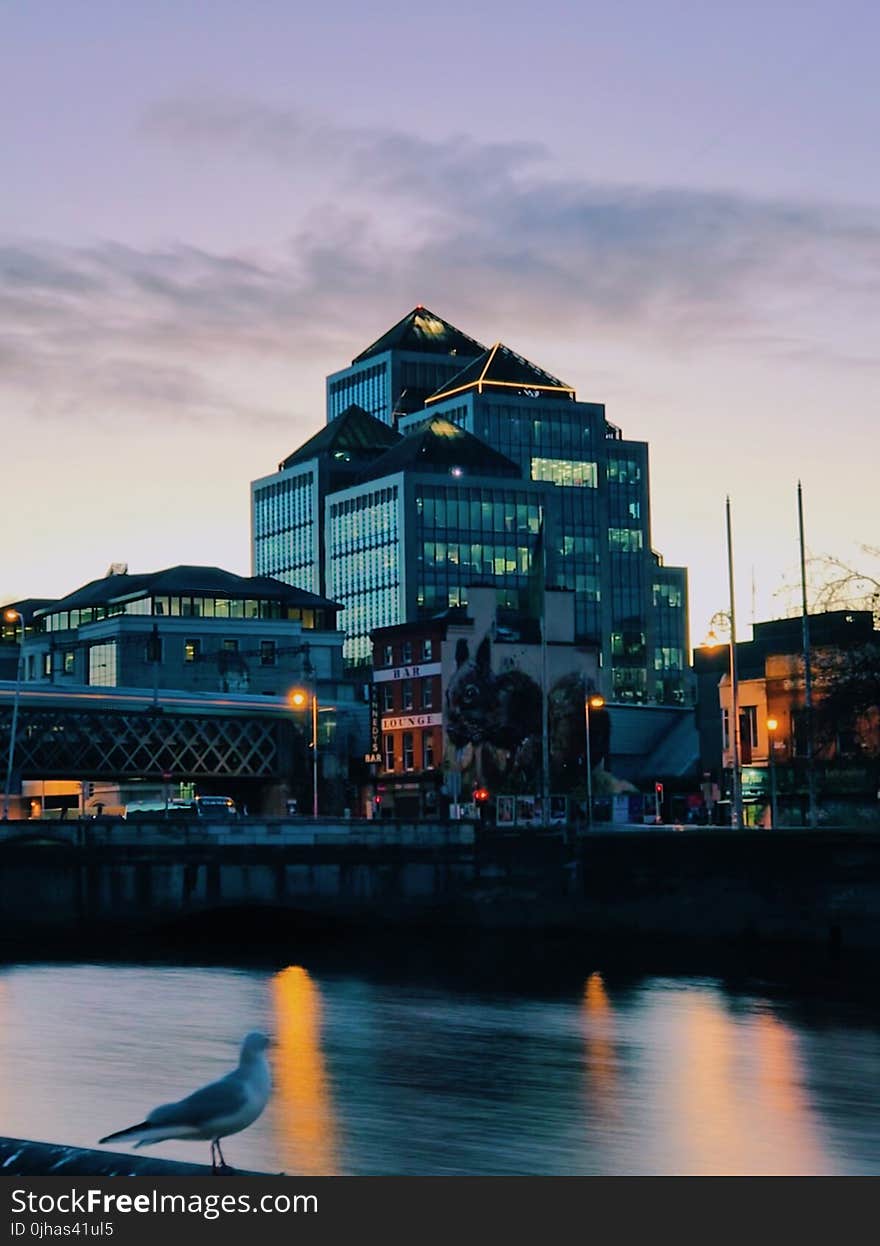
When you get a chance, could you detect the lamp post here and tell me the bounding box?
[583,690,605,832]
[2,607,26,821]
[766,717,779,830]
[290,687,319,818]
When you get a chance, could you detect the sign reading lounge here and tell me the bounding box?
[381,713,443,731]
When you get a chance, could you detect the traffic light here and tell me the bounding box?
[655,782,664,798]
[473,787,490,804]
[374,794,382,805]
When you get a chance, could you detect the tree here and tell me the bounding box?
[776,543,880,623]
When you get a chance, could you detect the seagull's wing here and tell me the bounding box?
[148,1072,248,1129]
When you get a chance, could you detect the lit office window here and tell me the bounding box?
[530,458,597,488]
[184,639,201,663]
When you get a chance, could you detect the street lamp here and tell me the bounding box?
[289,687,318,818]
[2,607,26,821]
[584,691,605,832]
[766,717,779,830]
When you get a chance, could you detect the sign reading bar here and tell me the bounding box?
[381,712,443,731]
[364,752,382,764]
[373,662,442,683]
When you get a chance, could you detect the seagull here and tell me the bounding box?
[99,1032,272,1173]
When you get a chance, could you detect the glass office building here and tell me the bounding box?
[324,418,546,666]
[252,404,400,598]
[252,313,689,701]
[325,306,485,426]
[400,341,687,702]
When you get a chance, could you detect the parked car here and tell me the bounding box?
[192,796,238,820]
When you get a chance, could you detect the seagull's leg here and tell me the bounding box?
[216,1139,229,1171]
[210,1140,218,1174]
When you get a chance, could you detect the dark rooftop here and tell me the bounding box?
[352,307,486,364]
[356,415,522,484]
[426,342,575,404]
[278,404,400,472]
[34,566,340,617]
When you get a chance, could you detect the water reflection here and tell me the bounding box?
[0,961,876,1174]
[581,972,619,1124]
[270,966,338,1175]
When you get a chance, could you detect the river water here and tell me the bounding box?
[1,944,879,1175]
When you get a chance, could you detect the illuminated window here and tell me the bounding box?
[530,458,597,488]
[609,528,643,552]
[422,638,433,661]
[63,650,75,675]
[184,639,201,663]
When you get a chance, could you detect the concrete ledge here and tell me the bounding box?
[0,1136,267,1176]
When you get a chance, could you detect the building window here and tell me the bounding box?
[382,683,394,713]
[722,708,730,751]
[530,457,598,488]
[423,730,434,769]
[741,706,758,748]
[384,733,395,771]
[260,640,276,667]
[401,640,413,665]
[421,678,433,710]
[43,652,52,677]
[223,639,239,653]
[422,638,433,662]
[184,639,201,663]
[383,644,393,667]
[63,650,75,675]
[402,679,414,711]
[403,732,415,771]
[608,527,643,552]
[89,642,118,687]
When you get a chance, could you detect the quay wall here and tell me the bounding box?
[1,823,879,951]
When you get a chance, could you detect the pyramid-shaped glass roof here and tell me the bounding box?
[357,415,521,484]
[279,404,401,471]
[352,307,486,364]
[426,342,575,404]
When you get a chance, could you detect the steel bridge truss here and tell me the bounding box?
[0,706,293,780]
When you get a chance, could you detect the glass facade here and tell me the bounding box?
[424,391,607,649]
[652,561,689,703]
[414,482,542,616]
[252,469,317,593]
[327,359,390,422]
[327,484,402,666]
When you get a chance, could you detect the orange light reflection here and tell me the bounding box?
[270,966,338,1175]
[582,972,619,1122]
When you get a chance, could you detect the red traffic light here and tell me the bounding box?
[654,782,664,796]
[374,794,382,804]
[473,787,490,803]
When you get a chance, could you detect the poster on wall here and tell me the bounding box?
[496,795,515,825]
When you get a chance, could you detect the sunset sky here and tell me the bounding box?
[2,0,877,641]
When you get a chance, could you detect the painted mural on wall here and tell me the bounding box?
[444,635,610,793]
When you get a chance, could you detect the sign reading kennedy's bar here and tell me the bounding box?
[381,712,443,730]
